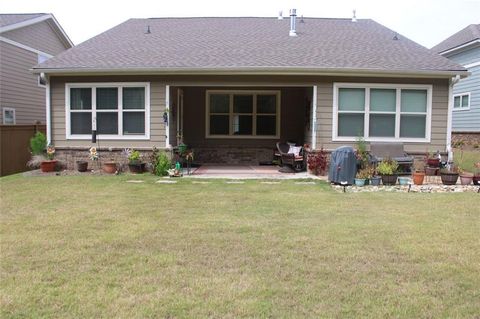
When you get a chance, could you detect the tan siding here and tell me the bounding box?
[50,76,167,149]
[0,42,46,124]
[49,75,450,153]
[2,20,68,55]
[315,78,449,153]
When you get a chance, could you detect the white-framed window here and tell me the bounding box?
[333,83,432,142]
[65,83,150,140]
[2,107,16,124]
[205,90,281,139]
[453,93,470,111]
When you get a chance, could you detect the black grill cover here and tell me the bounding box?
[328,146,357,185]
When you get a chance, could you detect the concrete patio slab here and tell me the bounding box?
[187,165,325,180]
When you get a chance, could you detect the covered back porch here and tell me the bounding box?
[167,85,316,165]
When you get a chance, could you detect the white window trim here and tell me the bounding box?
[2,107,16,125]
[205,90,281,139]
[452,92,470,111]
[65,82,150,140]
[332,82,432,143]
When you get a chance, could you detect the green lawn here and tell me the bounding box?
[1,175,479,318]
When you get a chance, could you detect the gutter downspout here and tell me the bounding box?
[165,85,170,149]
[446,75,460,162]
[45,74,51,144]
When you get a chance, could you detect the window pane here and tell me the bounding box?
[70,88,91,110]
[233,95,253,113]
[338,114,364,136]
[462,95,469,108]
[210,115,229,135]
[256,115,276,135]
[369,114,395,137]
[257,95,277,114]
[123,87,145,109]
[370,89,396,112]
[4,109,14,124]
[454,96,460,108]
[210,94,229,113]
[123,112,145,134]
[97,88,118,110]
[97,112,118,134]
[71,113,91,134]
[338,88,365,111]
[401,90,427,112]
[400,115,426,138]
[233,115,252,135]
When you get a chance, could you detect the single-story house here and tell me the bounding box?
[432,24,479,137]
[33,13,469,166]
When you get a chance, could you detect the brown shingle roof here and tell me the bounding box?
[34,17,466,75]
[431,24,480,54]
[0,13,47,28]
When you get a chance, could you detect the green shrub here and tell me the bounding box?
[154,152,171,176]
[128,150,141,163]
[30,132,47,155]
[377,159,399,175]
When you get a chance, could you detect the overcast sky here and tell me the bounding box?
[2,0,479,48]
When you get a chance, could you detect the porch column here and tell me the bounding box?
[311,85,318,150]
[165,85,170,148]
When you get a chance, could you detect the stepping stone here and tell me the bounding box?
[192,181,211,184]
[226,181,245,184]
[294,181,316,185]
[126,180,144,183]
[260,181,280,184]
[156,180,178,184]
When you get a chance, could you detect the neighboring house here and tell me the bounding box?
[432,24,480,135]
[32,14,468,166]
[0,13,73,125]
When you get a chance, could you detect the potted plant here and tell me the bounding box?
[369,166,381,186]
[307,148,328,176]
[412,159,425,185]
[27,131,48,170]
[102,148,117,174]
[354,168,369,187]
[355,136,369,170]
[459,171,474,185]
[425,151,440,168]
[473,162,480,186]
[456,151,474,185]
[440,166,459,185]
[40,145,57,172]
[377,158,399,186]
[127,149,145,174]
[76,160,88,172]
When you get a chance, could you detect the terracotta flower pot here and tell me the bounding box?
[103,161,117,174]
[459,172,473,185]
[412,171,425,185]
[425,167,438,176]
[76,161,88,172]
[40,160,57,172]
[440,171,459,185]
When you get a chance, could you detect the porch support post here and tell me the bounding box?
[165,84,170,149]
[46,76,51,144]
[311,85,318,150]
[446,76,459,162]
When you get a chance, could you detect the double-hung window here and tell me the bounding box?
[206,90,280,138]
[453,93,470,111]
[333,83,431,142]
[66,83,149,139]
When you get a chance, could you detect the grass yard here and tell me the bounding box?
[1,175,479,318]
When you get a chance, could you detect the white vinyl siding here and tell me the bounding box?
[333,83,432,142]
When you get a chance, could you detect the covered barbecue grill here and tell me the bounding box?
[328,146,357,185]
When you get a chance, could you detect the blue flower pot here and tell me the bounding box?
[398,177,410,185]
[354,178,366,187]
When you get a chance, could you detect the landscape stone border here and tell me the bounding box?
[332,184,480,193]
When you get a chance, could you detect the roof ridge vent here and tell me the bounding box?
[289,9,297,37]
[145,25,151,34]
[352,10,357,22]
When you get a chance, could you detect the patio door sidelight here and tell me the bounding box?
[177,89,184,145]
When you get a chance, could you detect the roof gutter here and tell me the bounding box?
[31,67,470,79]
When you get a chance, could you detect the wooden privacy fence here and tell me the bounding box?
[0,124,46,176]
